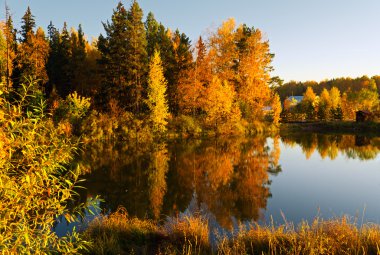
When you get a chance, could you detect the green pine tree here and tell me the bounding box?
[20,6,36,42]
[125,0,148,114]
[97,2,129,108]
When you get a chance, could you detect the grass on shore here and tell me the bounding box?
[83,207,380,255]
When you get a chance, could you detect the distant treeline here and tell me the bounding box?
[276,76,380,101]
[275,76,380,122]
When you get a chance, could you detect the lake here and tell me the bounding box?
[54,133,380,236]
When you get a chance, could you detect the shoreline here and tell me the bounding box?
[280,121,380,136]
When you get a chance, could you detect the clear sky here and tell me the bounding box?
[1,0,379,82]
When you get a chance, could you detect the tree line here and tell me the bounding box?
[276,76,379,121]
[0,0,281,136]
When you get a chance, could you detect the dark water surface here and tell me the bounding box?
[55,133,380,236]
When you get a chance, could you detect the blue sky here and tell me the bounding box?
[1,0,380,82]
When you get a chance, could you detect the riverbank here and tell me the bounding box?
[280,121,380,136]
[82,208,380,255]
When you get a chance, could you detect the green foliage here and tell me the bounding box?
[66,91,91,118]
[0,79,92,253]
[53,91,91,136]
[20,6,35,42]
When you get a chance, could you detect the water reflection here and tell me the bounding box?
[74,133,380,231]
[77,136,280,229]
[280,133,380,160]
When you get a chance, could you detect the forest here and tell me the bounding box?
[0,1,283,139]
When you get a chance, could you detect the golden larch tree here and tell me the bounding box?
[271,93,282,125]
[302,87,317,120]
[17,27,49,85]
[147,50,170,133]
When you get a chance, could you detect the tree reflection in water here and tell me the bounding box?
[77,136,280,229]
[75,133,379,230]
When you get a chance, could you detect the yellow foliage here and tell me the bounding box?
[17,27,49,84]
[147,50,170,134]
[203,76,237,131]
[148,143,169,219]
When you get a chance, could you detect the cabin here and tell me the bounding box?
[284,96,303,109]
[287,96,304,104]
[355,110,374,122]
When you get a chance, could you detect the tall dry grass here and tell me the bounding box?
[83,208,380,255]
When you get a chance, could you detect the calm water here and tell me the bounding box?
[55,133,380,236]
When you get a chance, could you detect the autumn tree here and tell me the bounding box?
[209,18,237,84]
[318,88,331,120]
[271,93,282,125]
[145,13,192,115]
[177,36,211,116]
[236,25,273,121]
[203,76,240,133]
[12,7,36,88]
[329,87,342,119]
[341,92,355,120]
[16,27,49,87]
[301,87,317,120]
[147,50,169,133]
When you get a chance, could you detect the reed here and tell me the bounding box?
[84,209,380,255]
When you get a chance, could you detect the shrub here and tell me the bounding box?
[0,81,93,253]
[53,91,91,135]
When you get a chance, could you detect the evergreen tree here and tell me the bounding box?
[56,22,72,97]
[145,12,160,59]
[70,25,87,94]
[125,0,147,113]
[4,7,17,88]
[169,30,193,114]
[147,50,169,133]
[20,6,35,42]
[46,21,60,95]
[97,2,129,108]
